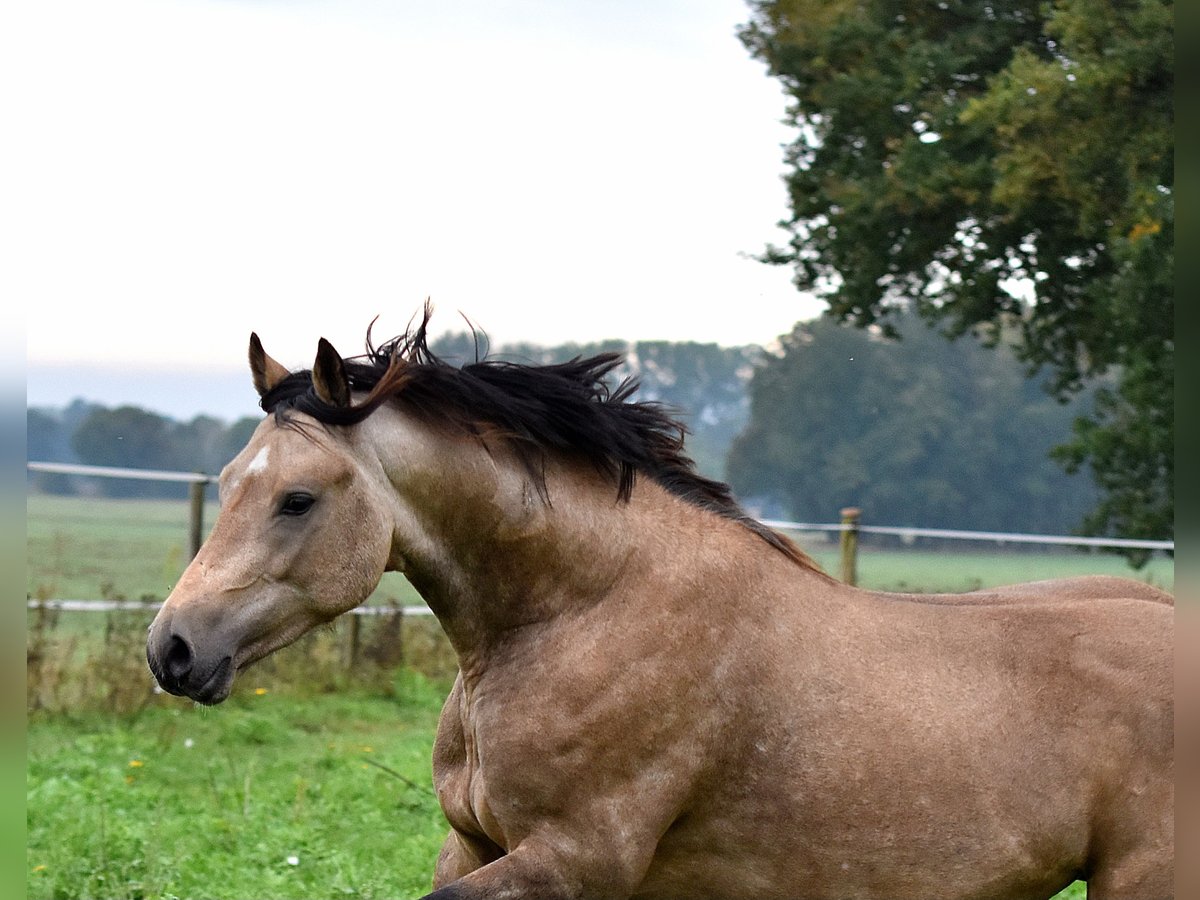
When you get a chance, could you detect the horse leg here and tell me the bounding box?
[423,849,574,900]
[432,829,504,889]
[421,839,643,900]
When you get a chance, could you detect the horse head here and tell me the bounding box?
[145,335,398,704]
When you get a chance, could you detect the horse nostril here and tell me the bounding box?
[165,634,194,680]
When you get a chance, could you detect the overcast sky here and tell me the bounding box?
[11,0,822,419]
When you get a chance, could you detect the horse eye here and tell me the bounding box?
[279,492,316,517]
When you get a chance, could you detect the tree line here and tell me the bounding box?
[28,320,1104,538]
[27,401,260,499]
[25,333,757,500]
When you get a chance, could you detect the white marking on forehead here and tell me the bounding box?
[245,446,271,476]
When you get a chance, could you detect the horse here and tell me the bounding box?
[146,311,1173,900]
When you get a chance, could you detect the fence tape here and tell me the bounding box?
[28,599,436,616]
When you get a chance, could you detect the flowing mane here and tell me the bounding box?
[259,309,821,572]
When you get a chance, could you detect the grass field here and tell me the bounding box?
[27,674,451,900]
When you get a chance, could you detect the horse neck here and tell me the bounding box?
[363,410,648,665]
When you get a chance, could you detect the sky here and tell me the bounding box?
[11,0,823,421]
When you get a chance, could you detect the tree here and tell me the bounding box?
[610,341,757,478]
[726,311,1098,534]
[210,416,262,472]
[739,0,1173,547]
[173,414,228,474]
[27,408,68,463]
[70,406,183,497]
[27,408,74,494]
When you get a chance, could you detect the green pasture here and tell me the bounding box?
[26,679,1086,900]
[27,493,1173,603]
[27,674,451,900]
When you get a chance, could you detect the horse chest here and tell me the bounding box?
[433,705,503,847]
[435,675,559,854]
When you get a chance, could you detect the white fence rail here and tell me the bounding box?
[26,598,435,616]
[27,461,215,484]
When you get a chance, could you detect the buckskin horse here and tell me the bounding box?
[146,311,1173,899]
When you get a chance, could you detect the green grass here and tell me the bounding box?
[26,494,210,602]
[27,675,451,900]
[26,676,1089,899]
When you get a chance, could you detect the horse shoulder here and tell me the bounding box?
[432,674,504,860]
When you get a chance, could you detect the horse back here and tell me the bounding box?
[885,573,1173,607]
[841,582,1175,801]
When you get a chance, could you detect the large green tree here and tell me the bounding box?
[739,0,1173,544]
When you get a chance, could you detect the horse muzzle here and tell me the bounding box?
[146,614,237,705]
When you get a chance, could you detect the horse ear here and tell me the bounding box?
[312,338,351,407]
[249,333,290,397]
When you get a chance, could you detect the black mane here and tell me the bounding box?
[260,310,821,571]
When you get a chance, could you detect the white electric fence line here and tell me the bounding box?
[27,461,215,484]
[27,599,436,616]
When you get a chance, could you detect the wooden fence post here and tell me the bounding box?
[839,507,860,586]
[188,479,206,559]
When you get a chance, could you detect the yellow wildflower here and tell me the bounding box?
[1128,220,1161,242]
